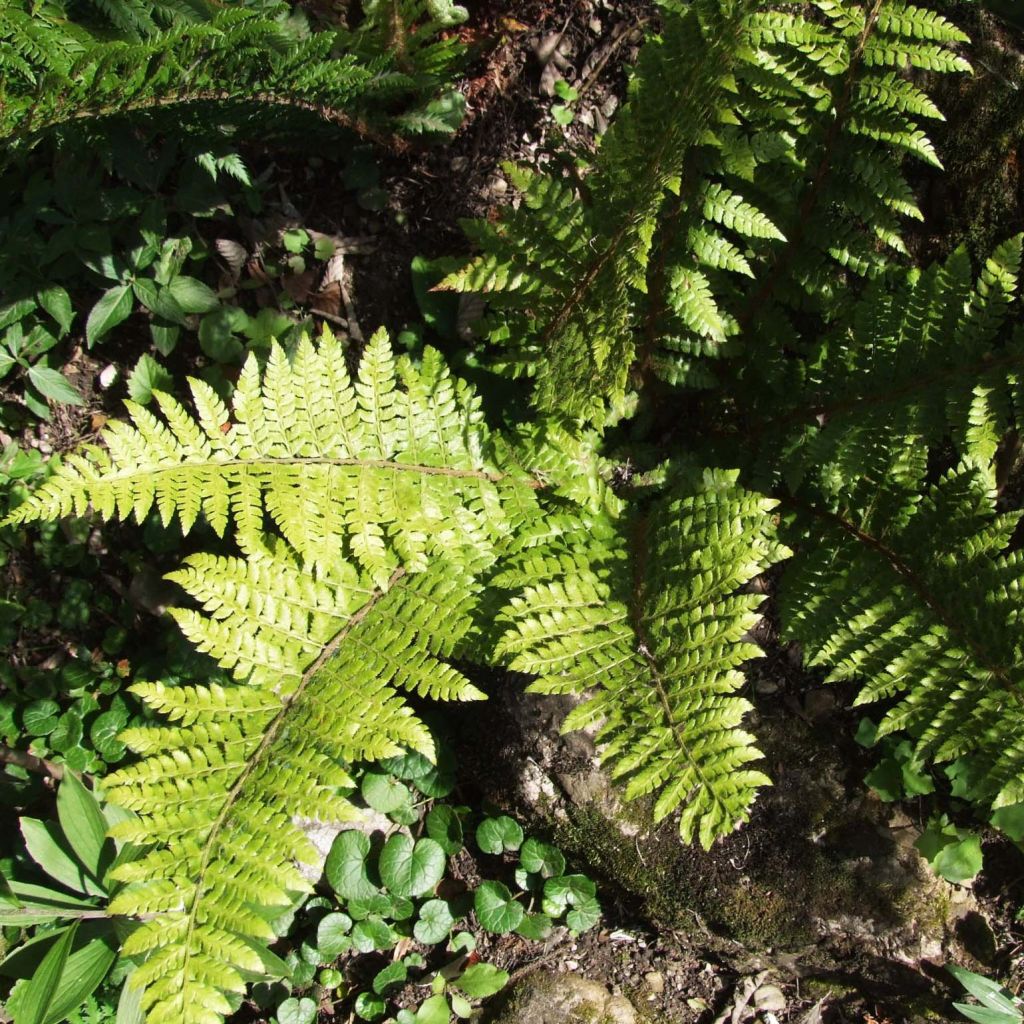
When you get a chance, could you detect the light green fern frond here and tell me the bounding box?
[780,464,1024,811]
[103,545,483,1023]
[7,329,542,583]
[494,470,790,847]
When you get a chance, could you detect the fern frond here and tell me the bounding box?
[6,330,543,583]
[780,464,1024,810]
[494,470,789,847]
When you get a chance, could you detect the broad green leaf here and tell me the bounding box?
[566,895,601,934]
[355,992,387,1021]
[22,700,59,736]
[519,838,565,878]
[316,912,352,957]
[115,972,145,1024]
[39,933,118,1024]
[36,287,73,336]
[361,773,413,814]
[949,965,1023,1017]
[991,804,1024,842]
[126,354,173,406]
[454,963,509,998]
[414,899,454,944]
[475,816,523,855]
[325,831,378,901]
[85,285,132,347]
[379,835,446,898]
[515,913,552,940]
[450,994,473,1019]
[27,367,84,407]
[426,806,464,855]
[278,996,317,1024]
[933,834,983,884]
[166,276,220,314]
[372,961,407,994]
[57,772,110,882]
[20,820,103,897]
[11,919,77,1024]
[351,917,395,953]
[416,994,451,1024]
[473,881,523,934]
[542,875,595,916]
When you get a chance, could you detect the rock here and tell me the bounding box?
[490,974,636,1024]
[643,971,664,995]
[753,984,787,1012]
[293,808,393,883]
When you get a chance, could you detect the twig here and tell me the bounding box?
[0,745,64,780]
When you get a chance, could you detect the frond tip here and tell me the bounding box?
[494,470,790,848]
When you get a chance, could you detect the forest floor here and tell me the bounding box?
[5,1,1024,1023]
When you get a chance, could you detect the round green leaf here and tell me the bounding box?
[379,835,446,898]
[316,912,353,957]
[566,895,601,934]
[352,917,396,953]
[362,773,413,814]
[476,816,523,855]
[426,806,464,855]
[455,963,509,998]
[451,994,473,1019]
[355,993,387,1021]
[325,830,378,901]
[278,995,317,1024]
[543,874,595,910]
[933,834,984,884]
[474,881,523,934]
[23,699,60,736]
[515,913,553,941]
[416,994,451,1024]
[414,899,454,944]
[519,838,565,879]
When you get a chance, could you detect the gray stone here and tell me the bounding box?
[489,973,636,1024]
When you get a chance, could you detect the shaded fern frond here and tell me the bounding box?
[494,470,790,847]
[775,236,1024,497]
[780,464,1024,810]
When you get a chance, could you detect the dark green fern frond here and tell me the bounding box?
[780,463,1024,811]
[768,236,1024,498]
[493,470,790,847]
[441,0,768,423]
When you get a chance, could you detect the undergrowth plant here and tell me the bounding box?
[5,0,1024,1021]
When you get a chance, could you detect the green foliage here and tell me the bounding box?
[494,469,788,847]
[950,964,1024,1024]
[442,0,970,422]
[0,1,466,156]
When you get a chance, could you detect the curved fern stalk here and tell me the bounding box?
[493,470,791,848]
[7,329,543,584]
[0,6,432,156]
[780,464,1024,811]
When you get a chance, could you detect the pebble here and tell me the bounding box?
[643,972,664,995]
[99,364,117,389]
[753,985,786,1012]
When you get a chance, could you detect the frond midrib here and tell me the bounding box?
[179,566,406,1000]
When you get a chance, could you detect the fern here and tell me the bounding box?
[493,469,790,848]
[780,463,1024,812]
[0,0,465,154]
[441,0,969,422]
[6,330,564,1022]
